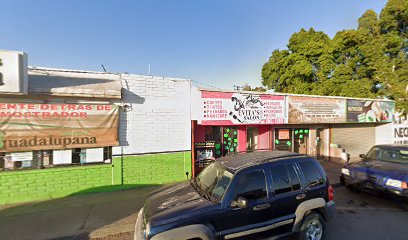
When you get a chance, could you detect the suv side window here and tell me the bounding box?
[298,160,324,186]
[286,164,301,191]
[270,165,291,195]
[235,170,267,201]
[270,164,301,195]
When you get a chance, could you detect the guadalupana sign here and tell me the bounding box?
[0,103,119,152]
[200,91,286,125]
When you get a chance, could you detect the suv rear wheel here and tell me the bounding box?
[296,212,325,240]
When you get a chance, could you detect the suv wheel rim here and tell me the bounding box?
[305,219,323,240]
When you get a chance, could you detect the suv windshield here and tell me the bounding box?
[366,146,408,164]
[194,162,233,202]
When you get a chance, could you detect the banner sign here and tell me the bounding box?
[394,124,408,144]
[347,100,394,123]
[201,91,286,125]
[0,103,119,152]
[288,96,346,123]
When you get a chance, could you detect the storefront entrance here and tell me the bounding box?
[274,128,310,154]
[246,127,259,151]
[316,128,326,160]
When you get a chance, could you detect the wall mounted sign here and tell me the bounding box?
[347,100,394,123]
[278,129,290,140]
[394,124,408,145]
[0,103,119,152]
[288,96,346,123]
[200,91,286,125]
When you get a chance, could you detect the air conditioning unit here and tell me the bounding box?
[0,49,28,94]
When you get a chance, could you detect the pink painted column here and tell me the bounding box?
[237,126,247,152]
[258,125,270,150]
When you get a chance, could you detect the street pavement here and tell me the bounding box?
[0,161,407,240]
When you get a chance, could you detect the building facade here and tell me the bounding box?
[0,50,192,204]
[0,49,399,204]
[191,89,395,175]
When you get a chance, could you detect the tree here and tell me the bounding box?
[242,84,266,92]
[262,0,408,112]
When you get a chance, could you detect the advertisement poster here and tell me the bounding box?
[347,100,394,123]
[0,103,119,152]
[288,96,346,123]
[201,91,286,125]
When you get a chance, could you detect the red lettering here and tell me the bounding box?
[41,104,49,110]
[79,112,87,117]
[51,105,58,110]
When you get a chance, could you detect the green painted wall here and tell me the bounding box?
[122,151,192,184]
[0,151,191,205]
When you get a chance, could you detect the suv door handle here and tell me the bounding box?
[296,194,306,200]
[253,203,271,211]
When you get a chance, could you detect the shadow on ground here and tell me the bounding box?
[0,184,163,240]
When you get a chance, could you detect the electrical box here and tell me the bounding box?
[0,49,28,94]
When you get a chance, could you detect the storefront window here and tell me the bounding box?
[0,147,112,171]
[223,127,238,156]
[274,129,293,152]
[205,126,223,158]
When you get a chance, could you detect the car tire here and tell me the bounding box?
[296,212,326,240]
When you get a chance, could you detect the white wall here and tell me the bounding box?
[377,123,408,145]
[113,74,192,155]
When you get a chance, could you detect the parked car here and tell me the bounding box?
[340,144,408,199]
[135,151,335,240]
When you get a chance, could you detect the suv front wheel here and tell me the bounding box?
[296,212,326,240]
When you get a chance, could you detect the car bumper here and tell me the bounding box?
[135,208,145,240]
[340,174,408,198]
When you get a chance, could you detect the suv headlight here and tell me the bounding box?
[386,179,407,189]
[341,168,350,176]
[143,223,151,239]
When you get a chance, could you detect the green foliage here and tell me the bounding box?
[242,84,266,92]
[262,0,408,112]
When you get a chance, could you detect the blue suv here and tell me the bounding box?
[135,151,335,240]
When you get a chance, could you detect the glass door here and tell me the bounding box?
[246,127,259,151]
[316,128,326,160]
[294,128,309,154]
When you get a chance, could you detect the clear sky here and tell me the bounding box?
[1,0,388,89]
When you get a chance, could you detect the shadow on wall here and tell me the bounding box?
[120,88,145,147]
[0,184,161,240]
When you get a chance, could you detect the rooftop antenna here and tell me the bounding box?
[101,64,107,72]
[148,64,151,75]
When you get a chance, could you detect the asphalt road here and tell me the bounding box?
[97,161,408,240]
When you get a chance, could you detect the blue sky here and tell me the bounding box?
[1,0,387,89]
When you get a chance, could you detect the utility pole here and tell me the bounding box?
[233,85,242,91]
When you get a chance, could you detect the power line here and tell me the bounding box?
[191,80,223,90]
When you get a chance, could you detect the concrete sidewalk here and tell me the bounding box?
[0,185,161,240]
